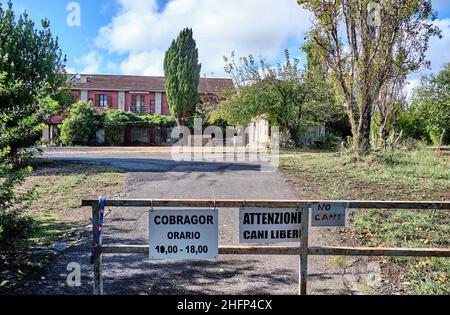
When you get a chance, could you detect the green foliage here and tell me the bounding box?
[164,28,201,125]
[319,133,342,150]
[397,64,450,145]
[60,102,98,146]
[0,1,67,155]
[0,1,66,249]
[103,110,130,145]
[89,109,176,145]
[60,106,176,146]
[299,0,441,158]
[214,49,342,145]
[354,208,449,295]
[281,147,449,294]
[0,151,35,249]
[132,113,176,129]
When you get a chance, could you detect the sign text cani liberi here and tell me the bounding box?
[239,208,303,244]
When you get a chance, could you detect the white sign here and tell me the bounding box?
[149,210,218,260]
[239,207,302,244]
[311,203,348,227]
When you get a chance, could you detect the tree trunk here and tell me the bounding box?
[379,120,388,144]
[354,106,372,160]
[175,117,185,128]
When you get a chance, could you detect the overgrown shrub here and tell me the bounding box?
[101,110,176,145]
[60,101,98,146]
[0,1,66,251]
[396,64,450,145]
[0,157,35,250]
[127,113,176,129]
[319,133,342,150]
[103,110,130,145]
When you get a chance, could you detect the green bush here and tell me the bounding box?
[0,158,35,250]
[101,110,176,145]
[103,111,175,135]
[319,133,342,150]
[103,110,130,145]
[127,113,176,128]
[396,64,450,145]
[0,207,34,250]
[60,106,176,146]
[60,101,98,146]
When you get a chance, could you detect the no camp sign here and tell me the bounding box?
[239,207,303,244]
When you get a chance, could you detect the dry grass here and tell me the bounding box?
[280,149,450,295]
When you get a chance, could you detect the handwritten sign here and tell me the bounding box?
[311,203,348,227]
[239,207,302,244]
[149,210,218,260]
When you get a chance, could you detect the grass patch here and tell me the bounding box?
[280,148,449,295]
[24,160,125,230]
[0,159,125,290]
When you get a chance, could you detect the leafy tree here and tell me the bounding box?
[298,0,441,159]
[0,1,66,157]
[301,41,345,136]
[0,1,66,247]
[213,49,342,145]
[217,51,306,140]
[164,28,201,127]
[397,64,450,144]
[60,101,98,146]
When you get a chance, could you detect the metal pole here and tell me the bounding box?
[299,205,310,295]
[92,203,103,295]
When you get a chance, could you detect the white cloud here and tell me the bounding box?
[94,0,312,76]
[120,51,165,76]
[74,51,104,74]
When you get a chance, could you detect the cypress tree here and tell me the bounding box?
[164,28,201,127]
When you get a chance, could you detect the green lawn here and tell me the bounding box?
[280,148,449,295]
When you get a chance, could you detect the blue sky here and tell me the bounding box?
[1,0,450,92]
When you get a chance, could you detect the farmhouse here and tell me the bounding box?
[43,74,323,148]
[43,74,234,145]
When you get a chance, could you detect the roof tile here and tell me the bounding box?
[71,74,234,95]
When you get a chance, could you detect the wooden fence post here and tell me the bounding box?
[300,205,310,295]
[92,203,103,295]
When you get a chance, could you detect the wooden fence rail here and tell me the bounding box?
[82,198,450,296]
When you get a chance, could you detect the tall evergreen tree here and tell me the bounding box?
[164,28,201,127]
[0,1,66,247]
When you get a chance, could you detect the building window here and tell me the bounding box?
[99,94,108,107]
[149,100,155,114]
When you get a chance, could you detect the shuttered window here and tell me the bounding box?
[99,94,108,107]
